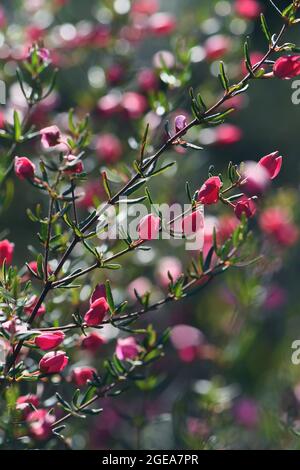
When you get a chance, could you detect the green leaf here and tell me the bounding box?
[260,13,272,43]
[103,263,122,270]
[36,253,44,279]
[204,246,214,271]
[102,171,112,199]
[218,61,229,92]
[150,161,177,177]
[105,280,115,314]
[123,179,147,196]
[13,110,22,142]
[140,123,149,164]
[243,38,253,76]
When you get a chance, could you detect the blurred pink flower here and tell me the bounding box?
[204,35,231,61]
[233,398,259,428]
[156,256,182,287]
[96,133,122,163]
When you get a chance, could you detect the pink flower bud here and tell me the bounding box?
[234,197,256,220]
[197,176,222,205]
[106,64,124,85]
[148,13,176,36]
[0,6,6,29]
[259,207,299,247]
[137,68,158,92]
[181,210,204,236]
[258,151,282,180]
[39,351,68,374]
[241,161,270,196]
[2,318,27,338]
[121,92,148,119]
[90,283,107,303]
[233,398,259,428]
[35,331,65,351]
[0,110,5,129]
[218,215,239,242]
[215,124,242,146]
[27,261,52,277]
[17,394,40,418]
[40,125,62,149]
[132,0,159,15]
[153,50,175,69]
[81,332,105,352]
[273,55,300,79]
[115,337,140,361]
[14,156,35,180]
[235,0,261,20]
[26,409,55,440]
[96,133,122,163]
[137,214,160,240]
[204,35,231,61]
[71,366,97,386]
[98,93,122,116]
[174,114,187,134]
[0,239,14,265]
[84,297,109,326]
[24,295,46,318]
[63,154,84,174]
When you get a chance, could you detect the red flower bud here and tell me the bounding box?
[39,350,68,374]
[14,156,35,180]
[258,151,282,180]
[234,197,256,220]
[197,176,222,205]
[26,409,55,441]
[174,114,188,134]
[40,125,62,148]
[84,297,109,326]
[138,214,160,240]
[35,331,65,351]
[0,239,14,266]
[81,332,105,352]
[116,337,140,361]
[71,366,97,386]
[63,154,84,174]
[273,55,300,79]
[235,0,261,20]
